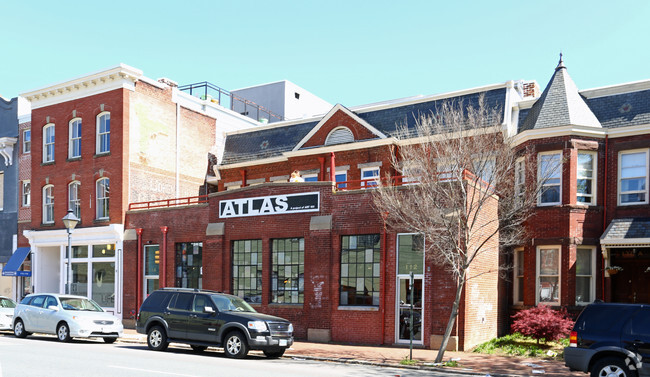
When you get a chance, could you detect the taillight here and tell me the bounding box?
[569,330,577,347]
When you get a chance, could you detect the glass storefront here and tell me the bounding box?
[65,243,117,309]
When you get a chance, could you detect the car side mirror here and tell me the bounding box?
[204,306,215,314]
[47,305,59,311]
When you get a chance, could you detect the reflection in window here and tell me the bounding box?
[175,242,202,289]
[537,247,560,304]
[232,240,262,303]
[271,238,304,304]
[340,234,381,306]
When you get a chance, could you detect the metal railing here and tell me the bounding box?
[178,82,283,123]
[128,195,210,211]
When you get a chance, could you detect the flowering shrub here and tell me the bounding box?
[511,305,574,344]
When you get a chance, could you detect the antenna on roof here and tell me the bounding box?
[556,52,566,71]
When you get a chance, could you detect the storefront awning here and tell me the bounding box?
[2,247,31,277]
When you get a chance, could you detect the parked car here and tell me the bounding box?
[13,293,123,343]
[564,302,649,377]
[136,288,294,358]
[0,296,17,330]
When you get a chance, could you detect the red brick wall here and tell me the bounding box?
[17,121,31,247]
[302,110,379,148]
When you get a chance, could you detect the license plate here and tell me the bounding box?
[279,339,287,347]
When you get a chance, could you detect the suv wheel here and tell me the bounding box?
[147,325,169,351]
[591,357,635,377]
[224,331,249,359]
[13,319,27,338]
[57,323,72,342]
[263,348,285,358]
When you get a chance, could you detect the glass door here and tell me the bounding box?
[398,276,423,342]
[395,233,425,344]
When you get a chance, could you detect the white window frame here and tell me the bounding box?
[538,151,562,206]
[303,173,318,182]
[68,181,81,220]
[68,118,82,159]
[335,169,348,189]
[96,178,109,220]
[513,248,524,305]
[96,112,110,155]
[577,151,597,205]
[43,184,54,224]
[575,247,596,305]
[43,123,55,163]
[22,180,31,207]
[618,149,649,206]
[515,157,525,201]
[361,166,380,188]
[473,157,495,184]
[536,246,561,305]
[23,129,31,154]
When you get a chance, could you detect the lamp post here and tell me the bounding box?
[62,209,80,294]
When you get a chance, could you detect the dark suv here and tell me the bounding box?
[564,302,649,377]
[136,288,293,358]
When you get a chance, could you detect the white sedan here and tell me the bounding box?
[0,296,17,330]
[13,293,123,343]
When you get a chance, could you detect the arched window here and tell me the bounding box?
[68,181,81,220]
[69,118,82,159]
[96,112,110,154]
[96,178,110,219]
[325,127,354,146]
[43,184,54,224]
[43,123,55,163]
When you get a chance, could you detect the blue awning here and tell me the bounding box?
[2,247,31,277]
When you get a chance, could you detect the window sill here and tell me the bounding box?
[617,202,649,207]
[337,306,379,312]
[94,152,111,158]
[94,218,110,224]
[269,303,304,309]
[41,222,55,227]
[67,157,82,162]
[41,161,55,166]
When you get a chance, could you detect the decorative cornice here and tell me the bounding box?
[20,64,143,109]
[0,137,17,166]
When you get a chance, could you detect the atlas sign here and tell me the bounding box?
[219,192,320,218]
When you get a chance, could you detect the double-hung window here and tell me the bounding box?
[536,247,560,305]
[303,174,318,182]
[96,178,109,220]
[577,152,596,205]
[69,118,82,159]
[43,124,55,163]
[515,158,525,202]
[335,170,348,189]
[538,151,562,205]
[96,112,110,154]
[619,149,648,205]
[575,247,595,305]
[23,129,31,154]
[361,167,380,188]
[43,185,54,224]
[22,180,30,207]
[68,181,81,220]
[513,248,524,304]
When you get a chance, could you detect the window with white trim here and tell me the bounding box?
[96,178,109,220]
[23,129,31,154]
[538,151,562,205]
[361,167,380,188]
[43,123,55,163]
[513,248,524,304]
[575,247,595,305]
[619,149,648,205]
[69,118,82,159]
[22,180,30,207]
[577,151,596,205]
[335,170,348,189]
[68,181,81,220]
[96,112,110,154]
[43,184,54,224]
[536,246,560,305]
[303,174,318,182]
[515,157,525,202]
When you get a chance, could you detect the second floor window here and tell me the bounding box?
[69,181,81,220]
[619,149,648,205]
[361,167,380,188]
[515,158,525,201]
[22,181,31,207]
[43,185,54,224]
[96,113,110,154]
[69,119,82,159]
[43,124,55,163]
[96,178,109,219]
[577,152,596,205]
[23,129,31,154]
[538,152,562,206]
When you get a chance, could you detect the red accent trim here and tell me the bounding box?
[160,226,169,288]
[318,157,325,181]
[240,169,247,187]
[330,152,336,183]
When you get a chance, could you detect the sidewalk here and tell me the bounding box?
[121,329,582,377]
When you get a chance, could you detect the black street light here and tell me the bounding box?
[62,209,80,294]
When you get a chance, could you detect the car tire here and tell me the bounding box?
[147,325,169,351]
[591,357,636,377]
[263,348,285,358]
[224,331,249,359]
[13,319,27,338]
[103,337,117,344]
[190,345,207,352]
[57,323,72,342]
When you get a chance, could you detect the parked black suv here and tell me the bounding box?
[136,288,293,358]
[564,302,649,377]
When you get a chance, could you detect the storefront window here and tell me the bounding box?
[144,245,160,296]
[397,234,423,274]
[92,244,115,258]
[232,240,262,303]
[65,242,117,309]
[92,262,115,307]
[175,242,202,289]
[271,238,304,304]
[70,263,88,296]
[340,234,381,306]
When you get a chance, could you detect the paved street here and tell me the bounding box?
[0,333,444,377]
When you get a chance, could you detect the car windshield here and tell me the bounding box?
[211,295,257,313]
[0,298,16,308]
[60,297,104,312]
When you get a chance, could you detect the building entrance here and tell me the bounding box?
[611,248,650,304]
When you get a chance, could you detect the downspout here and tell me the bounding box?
[240,169,247,187]
[160,226,169,288]
[318,157,325,181]
[330,152,336,185]
[601,136,608,300]
[136,228,143,310]
[176,102,180,198]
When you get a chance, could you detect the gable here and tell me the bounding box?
[301,109,381,148]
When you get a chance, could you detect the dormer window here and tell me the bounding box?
[325,127,354,146]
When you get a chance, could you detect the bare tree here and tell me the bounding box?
[373,95,542,363]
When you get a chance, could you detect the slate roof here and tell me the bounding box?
[519,58,601,132]
[601,218,650,241]
[585,89,650,129]
[221,88,507,165]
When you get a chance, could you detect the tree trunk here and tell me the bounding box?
[434,271,466,363]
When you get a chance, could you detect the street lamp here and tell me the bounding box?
[62,209,80,294]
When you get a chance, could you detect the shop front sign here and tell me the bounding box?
[219,192,320,218]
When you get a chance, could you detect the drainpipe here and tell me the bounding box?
[160,226,169,288]
[601,136,609,300]
[318,157,325,181]
[240,169,247,187]
[176,102,180,198]
[330,152,336,184]
[136,228,143,310]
